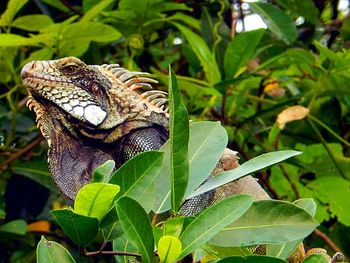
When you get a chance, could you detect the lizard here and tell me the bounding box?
[21,57,340,262]
[21,56,269,212]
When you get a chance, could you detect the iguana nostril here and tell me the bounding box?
[21,62,32,78]
[21,61,37,79]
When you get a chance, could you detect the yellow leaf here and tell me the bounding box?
[28,220,50,233]
[276,105,309,129]
[158,235,182,263]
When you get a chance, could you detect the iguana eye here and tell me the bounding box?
[61,64,80,75]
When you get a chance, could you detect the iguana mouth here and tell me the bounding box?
[22,71,108,127]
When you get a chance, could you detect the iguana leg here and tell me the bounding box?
[118,127,168,163]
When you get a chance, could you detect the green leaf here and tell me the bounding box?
[158,236,182,263]
[169,67,189,212]
[163,217,185,238]
[217,255,286,263]
[179,195,254,258]
[0,219,27,235]
[302,254,329,263]
[109,151,164,212]
[275,0,319,25]
[12,15,53,31]
[188,150,301,199]
[81,0,114,23]
[266,198,317,259]
[74,183,120,219]
[0,0,29,26]
[116,197,154,263]
[92,160,115,183]
[101,221,123,241]
[250,2,297,44]
[185,122,228,196]
[172,22,221,84]
[207,245,252,258]
[51,209,99,246]
[62,22,121,43]
[307,176,350,225]
[167,13,200,30]
[294,198,317,217]
[210,200,319,247]
[153,122,228,213]
[224,29,265,78]
[0,34,41,47]
[113,234,139,263]
[37,236,75,263]
[59,22,121,56]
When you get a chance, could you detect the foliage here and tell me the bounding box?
[0,0,349,261]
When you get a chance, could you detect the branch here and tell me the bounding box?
[313,229,342,254]
[0,137,42,170]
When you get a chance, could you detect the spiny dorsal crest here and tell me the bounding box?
[100,64,168,111]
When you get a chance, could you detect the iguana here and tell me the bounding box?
[21,56,268,209]
[20,57,340,262]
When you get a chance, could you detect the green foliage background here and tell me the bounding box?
[0,0,350,261]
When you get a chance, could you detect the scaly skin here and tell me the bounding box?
[21,57,168,199]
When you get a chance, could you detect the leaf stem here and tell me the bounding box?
[313,229,342,253]
[308,114,350,147]
[307,118,346,179]
[84,248,141,257]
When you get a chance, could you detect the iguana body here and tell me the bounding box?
[21,57,268,213]
[21,57,169,200]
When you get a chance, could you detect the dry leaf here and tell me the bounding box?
[28,221,50,233]
[277,105,309,129]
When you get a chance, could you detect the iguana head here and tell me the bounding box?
[21,57,168,199]
[21,57,168,138]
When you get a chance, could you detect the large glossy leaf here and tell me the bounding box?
[51,209,99,246]
[109,151,164,212]
[158,236,182,263]
[172,22,221,84]
[116,197,154,263]
[185,122,228,196]
[74,183,120,219]
[217,255,285,263]
[250,2,297,44]
[266,198,317,259]
[209,200,319,247]
[153,122,228,213]
[169,67,189,212]
[178,195,254,258]
[37,236,75,263]
[187,150,301,199]
[224,29,265,78]
[12,15,53,31]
